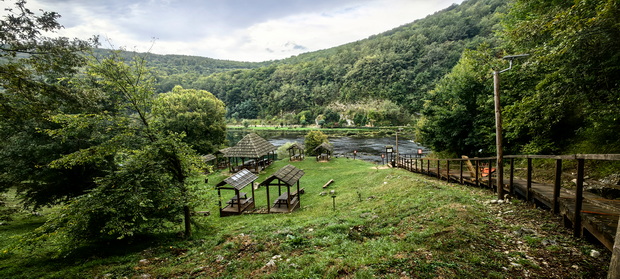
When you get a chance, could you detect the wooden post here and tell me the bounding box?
[527,158,532,203]
[509,158,515,195]
[266,184,271,214]
[297,180,301,208]
[574,158,584,237]
[436,160,440,179]
[427,159,430,174]
[446,160,450,182]
[493,70,505,200]
[488,160,493,190]
[553,159,562,214]
[608,216,620,279]
[475,160,480,187]
[460,160,464,184]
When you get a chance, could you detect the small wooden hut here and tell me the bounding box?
[314,142,334,162]
[201,154,217,173]
[225,133,277,173]
[259,164,305,213]
[215,169,258,217]
[287,143,305,161]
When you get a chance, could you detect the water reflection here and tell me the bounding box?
[226,129,428,163]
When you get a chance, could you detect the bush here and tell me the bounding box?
[304,131,328,156]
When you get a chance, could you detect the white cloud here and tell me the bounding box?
[2,0,464,62]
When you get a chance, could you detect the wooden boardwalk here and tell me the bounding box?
[395,154,620,251]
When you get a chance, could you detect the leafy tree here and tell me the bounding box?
[304,130,329,156]
[32,52,202,248]
[152,86,226,154]
[416,49,496,156]
[0,0,98,207]
[502,0,620,153]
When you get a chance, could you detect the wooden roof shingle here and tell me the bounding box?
[216,169,258,190]
[286,143,304,151]
[313,142,333,152]
[202,154,216,162]
[259,164,305,187]
[224,133,277,158]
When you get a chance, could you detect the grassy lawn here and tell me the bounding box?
[0,158,611,278]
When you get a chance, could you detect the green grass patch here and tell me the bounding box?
[0,158,611,278]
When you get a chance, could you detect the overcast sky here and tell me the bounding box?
[3,0,465,62]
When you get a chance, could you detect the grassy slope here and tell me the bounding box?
[0,158,611,278]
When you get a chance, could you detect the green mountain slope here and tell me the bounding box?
[143,0,507,124]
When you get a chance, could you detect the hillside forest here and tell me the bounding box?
[140,0,620,157]
[0,0,619,250]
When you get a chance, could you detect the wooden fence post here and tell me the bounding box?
[475,160,480,187]
[509,158,514,195]
[460,160,464,184]
[527,158,532,203]
[553,159,562,214]
[574,158,584,237]
[488,160,493,190]
[446,160,450,182]
[608,216,620,279]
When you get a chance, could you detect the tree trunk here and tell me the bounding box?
[183,205,192,238]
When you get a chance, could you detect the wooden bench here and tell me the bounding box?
[291,188,305,197]
[227,192,248,205]
[274,192,289,207]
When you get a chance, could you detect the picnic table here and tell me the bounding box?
[227,192,248,205]
[274,192,289,207]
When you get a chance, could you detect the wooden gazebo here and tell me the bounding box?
[225,133,277,173]
[287,143,305,161]
[259,164,305,213]
[314,142,334,162]
[215,169,257,217]
[201,154,217,173]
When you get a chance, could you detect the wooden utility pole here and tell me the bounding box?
[493,70,505,200]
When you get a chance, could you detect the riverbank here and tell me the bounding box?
[0,158,610,278]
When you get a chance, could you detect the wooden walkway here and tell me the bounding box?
[394,154,620,251]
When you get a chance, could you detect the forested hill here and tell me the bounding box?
[91,48,274,93]
[144,0,507,124]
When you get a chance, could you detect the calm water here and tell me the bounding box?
[226,129,428,163]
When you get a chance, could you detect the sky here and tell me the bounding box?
[3,0,465,62]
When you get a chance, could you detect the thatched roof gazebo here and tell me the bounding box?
[314,142,334,162]
[215,169,258,217]
[225,133,277,173]
[287,143,305,161]
[259,164,305,213]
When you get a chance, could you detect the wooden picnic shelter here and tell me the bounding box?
[287,143,305,161]
[225,133,277,173]
[201,154,217,173]
[215,169,258,217]
[259,164,305,213]
[314,142,333,162]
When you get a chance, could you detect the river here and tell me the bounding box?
[226,129,428,163]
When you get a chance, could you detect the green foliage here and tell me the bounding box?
[276,142,295,160]
[416,48,496,156]
[304,130,328,155]
[152,86,226,154]
[501,0,620,153]
[0,0,98,208]
[25,51,205,248]
[32,135,199,249]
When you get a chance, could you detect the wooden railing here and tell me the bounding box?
[392,153,620,251]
